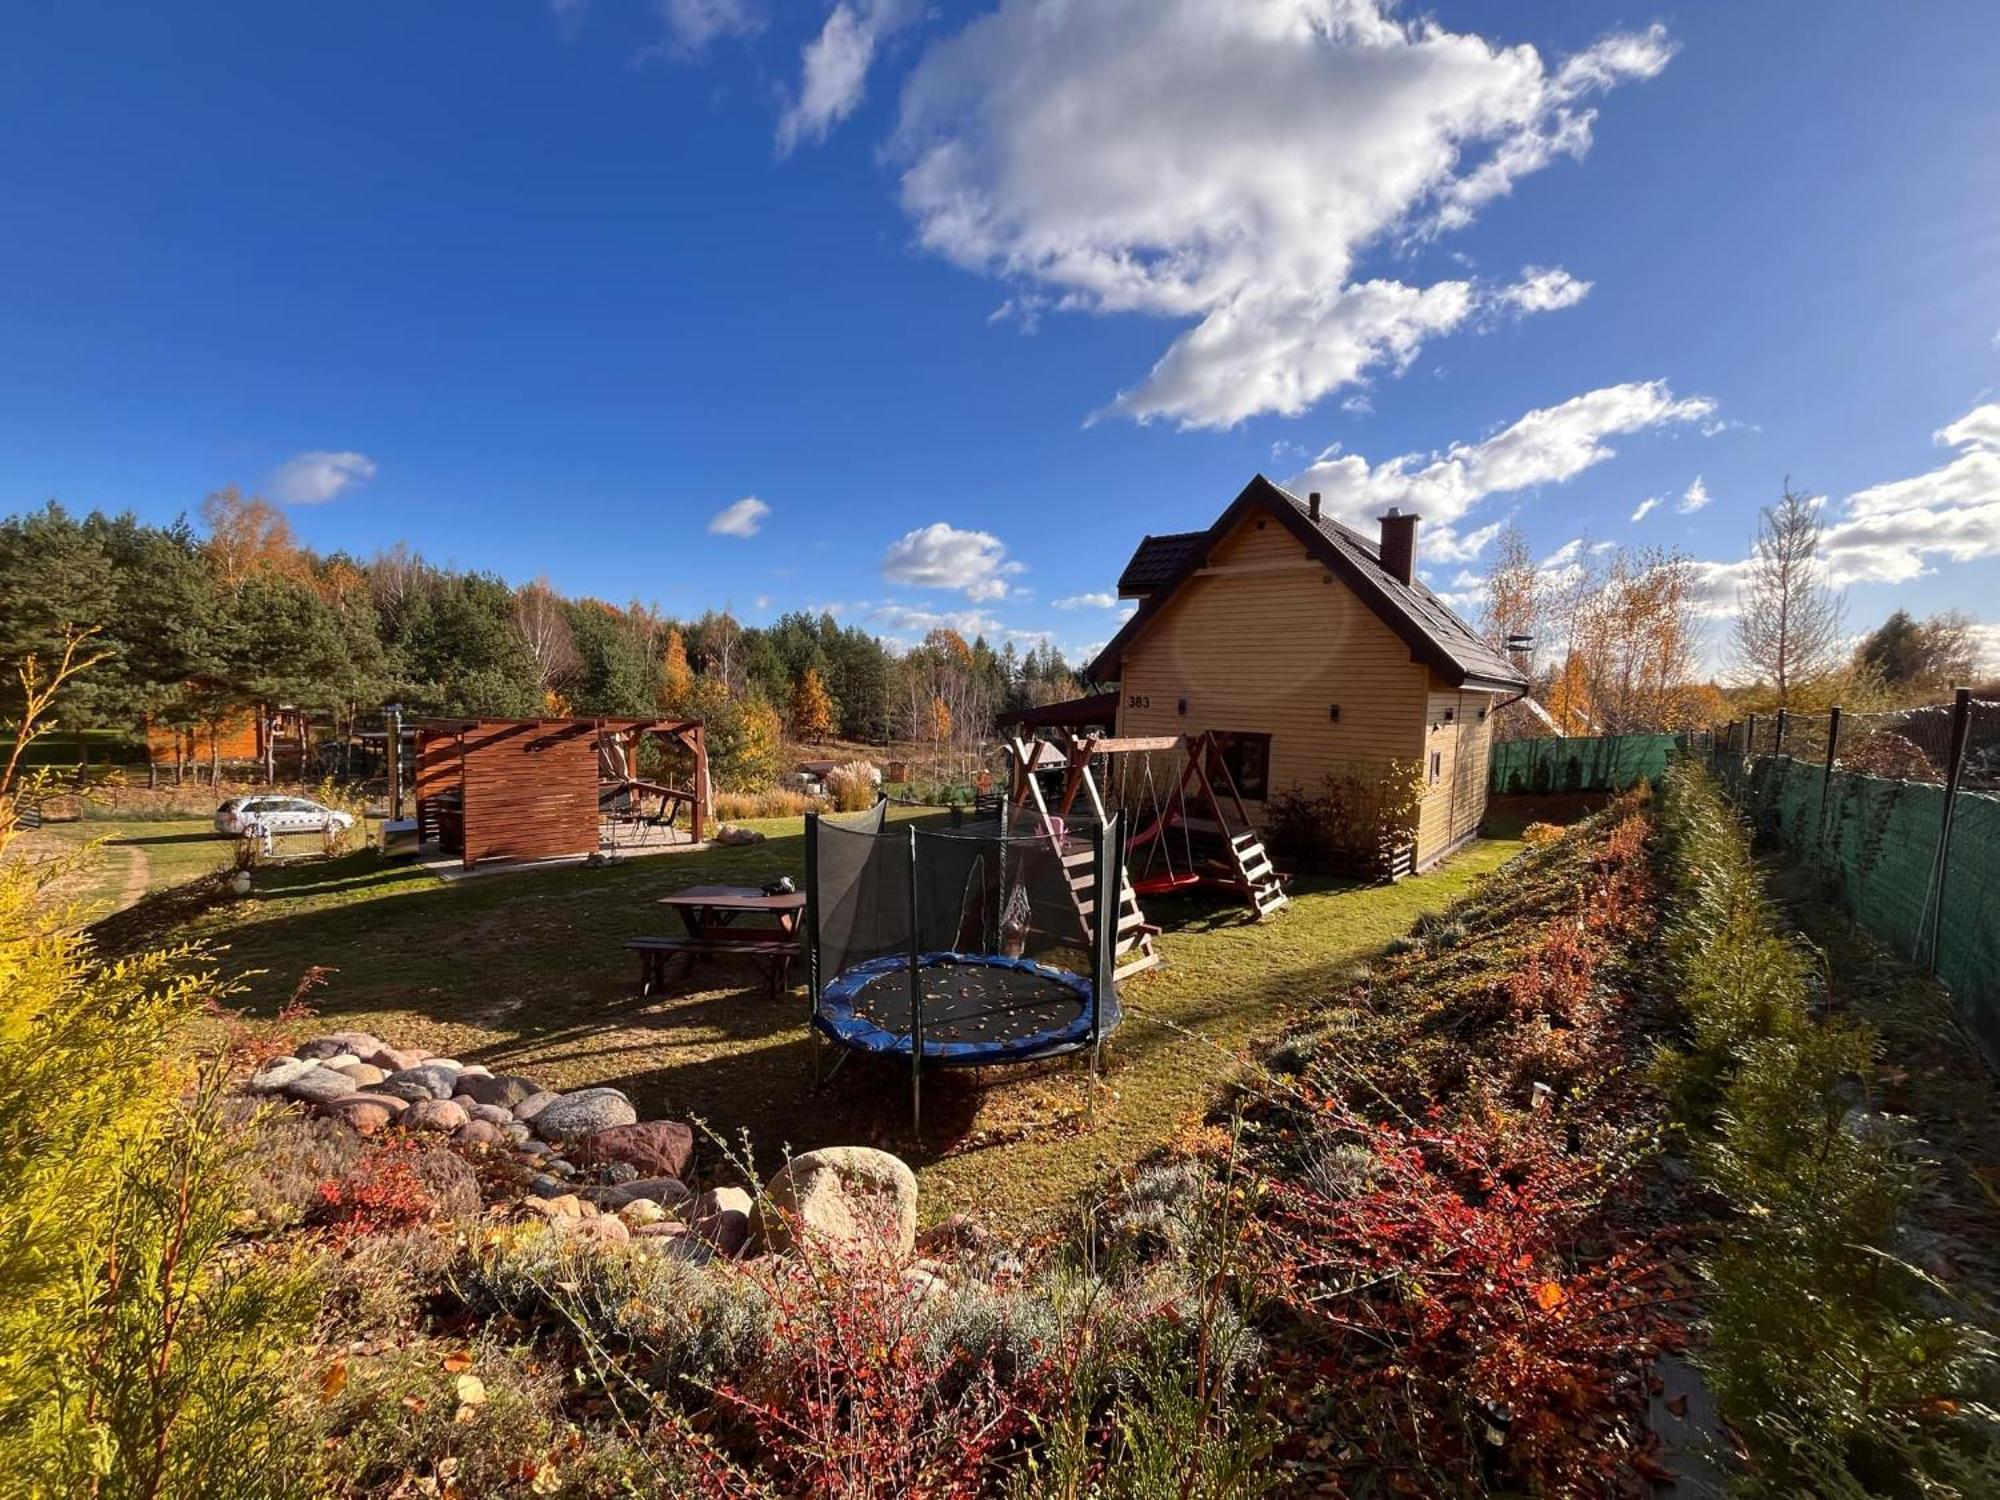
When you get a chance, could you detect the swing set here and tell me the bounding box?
[1004,731,1289,979]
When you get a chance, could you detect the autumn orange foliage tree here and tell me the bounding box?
[790,666,836,742]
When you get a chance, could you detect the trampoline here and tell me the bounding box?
[803,801,1126,1131]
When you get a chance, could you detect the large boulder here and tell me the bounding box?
[573,1120,693,1179]
[366,1046,428,1073]
[455,1120,505,1147]
[373,1064,460,1103]
[751,1148,917,1261]
[278,1066,360,1106]
[463,1102,515,1127]
[513,1091,560,1124]
[321,1094,405,1136]
[692,1186,753,1258]
[458,1073,544,1109]
[532,1088,637,1142]
[336,1062,388,1088]
[405,1098,470,1133]
[298,1031,384,1062]
[247,1058,317,1094]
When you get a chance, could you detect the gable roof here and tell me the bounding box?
[1085,475,1529,692]
[1116,530,1206,596]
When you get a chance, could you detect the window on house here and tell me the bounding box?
[1429,750,1443,785]
[1207,732,1272,802]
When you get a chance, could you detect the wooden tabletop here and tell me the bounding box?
[657,883,806,912]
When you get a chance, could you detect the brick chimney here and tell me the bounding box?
[1307,491,1322,522]
[1378,507,1418,585]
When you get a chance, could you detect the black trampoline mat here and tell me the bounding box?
[845,961,1088,1044]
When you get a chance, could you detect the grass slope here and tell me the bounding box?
[109,810,1520,1225]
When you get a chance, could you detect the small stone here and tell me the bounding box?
[557,1214,630,1245]
[247,1058,316,1093]
[455,1120,505,1147]
[528,1174,567,1200]
[691,1186,752,1257]
[513,1091,559,1123]
[518,1139,551,1157]
[426,1058,464,1072]
[633,1220,690,1240]
[336,1063,387,1087]
[279,1066,361,1106]
[298,1032,383,1061]
[459,1074,543,1109]
[450,1093,479,1111]
[618,1198,668,1227]
[464,1102,514,1126]
[501,1122,533,1146]
[545,1158,576,1179]
[318,1052,360,1071]
[366,1046,426,1072]
[406,1099,470,1133]
[602,1161,639,1185]
[521,1190,589,1218]
[376,1064,460,1102]
[456,1064,493,1080]
[573,1120,693,1178]
[532,1088,637,1143]
[901,1267,947,1304]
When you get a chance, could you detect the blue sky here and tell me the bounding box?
[3,1,1998,671]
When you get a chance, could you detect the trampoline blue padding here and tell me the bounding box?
[814,950,1118,1067]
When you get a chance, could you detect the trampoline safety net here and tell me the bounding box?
[806,803,1122,1069]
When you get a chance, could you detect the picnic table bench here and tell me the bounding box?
[629,884,806,1000]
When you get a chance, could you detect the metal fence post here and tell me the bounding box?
[1923,688,1973,974]
[1820,705,1842,859]
[1774,708,1788,757]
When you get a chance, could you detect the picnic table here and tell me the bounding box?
[628,883,807,1000]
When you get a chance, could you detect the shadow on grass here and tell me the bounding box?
[103,830,223,847]
[152,814,1518,1197]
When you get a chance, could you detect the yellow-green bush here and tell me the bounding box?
[2,644,315,1498]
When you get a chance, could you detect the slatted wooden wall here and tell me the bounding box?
[460,720,600,868]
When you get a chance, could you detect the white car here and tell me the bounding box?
[214,795,355,838]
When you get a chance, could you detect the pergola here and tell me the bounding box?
[409,715,709,870]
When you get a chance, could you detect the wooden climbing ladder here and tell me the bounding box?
[1006,737,1161,981]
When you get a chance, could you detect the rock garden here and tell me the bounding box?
[247,1031,913,1267]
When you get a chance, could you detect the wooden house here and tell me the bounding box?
[1083,476,1529,871]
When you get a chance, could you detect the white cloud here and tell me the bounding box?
[1820,402,2000,584]
[893,1,1672,427]
[1286,379,1716,561]
[1677,400,2000,624]
[1496,265,1593,315]
[1053,591,1120,610]
[1969,621,2000,675]
[269,450,376,505]
[1630,496,1660,523]
[654,0,760,56]
[753,593,772,609]
[880,522,1025,600]
[707,495,770,537]
[1677,475,1710,513]
[776,0,921,154]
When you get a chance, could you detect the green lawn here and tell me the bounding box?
[38,816,343,916]
[103,813,1523,1226]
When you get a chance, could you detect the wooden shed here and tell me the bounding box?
[410,716,708,870]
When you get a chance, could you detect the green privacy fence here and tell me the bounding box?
[1489,733,1679,794]
[1703,739,2000,1069]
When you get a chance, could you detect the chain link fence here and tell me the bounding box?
[1700,692,2000,1069]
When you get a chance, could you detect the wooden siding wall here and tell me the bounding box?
[1113,510,1429,820]
[459,720,600,868]
[1416,681,1496,867]
[414,731,460,802]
